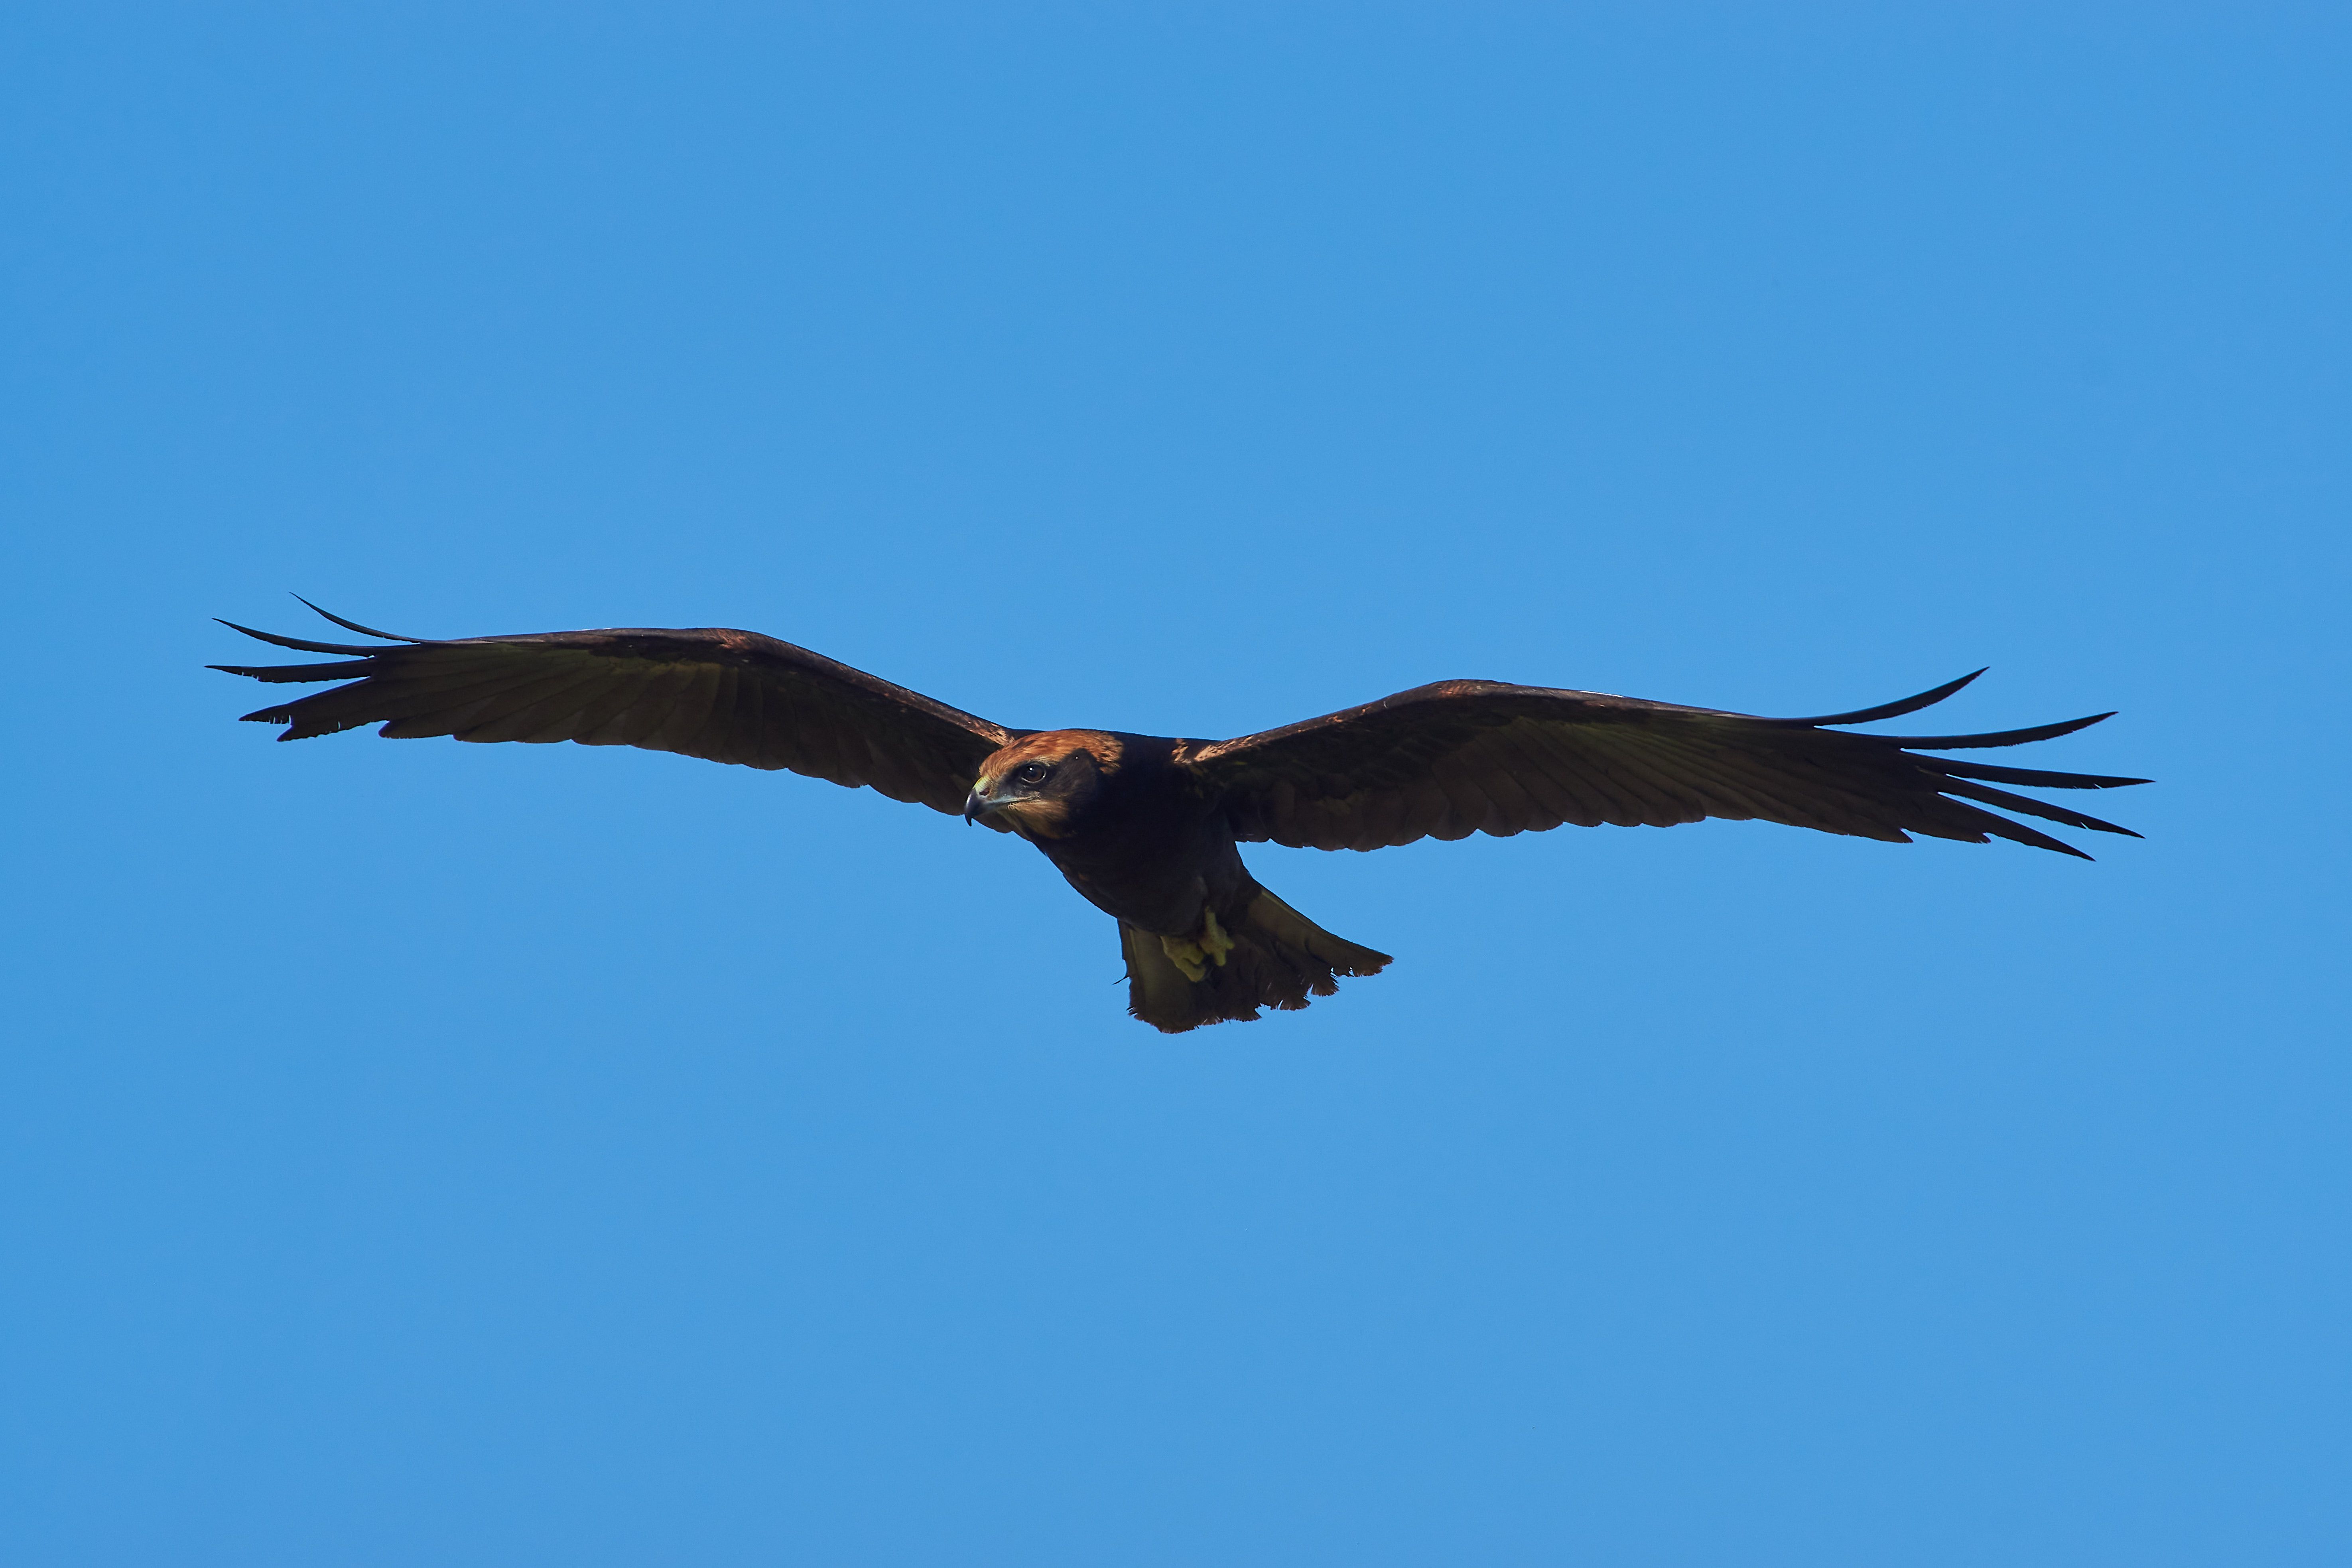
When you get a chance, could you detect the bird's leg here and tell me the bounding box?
[1198,908,1236,967]
[1159,937,1208,983]
[1159,910,1236,984]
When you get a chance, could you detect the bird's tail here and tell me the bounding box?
[1117,884,1392,1034]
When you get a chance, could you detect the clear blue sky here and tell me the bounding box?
[5,5,2346,1564]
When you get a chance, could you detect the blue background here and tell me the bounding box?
[5,5,2346,1563]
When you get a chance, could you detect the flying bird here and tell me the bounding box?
[215,604,2147,1033]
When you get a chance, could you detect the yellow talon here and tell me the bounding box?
[1199,908,1235,967]
[1160,934,1208,982]
[1159,911,1235,983]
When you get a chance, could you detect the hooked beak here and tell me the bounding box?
[962,788,991,825]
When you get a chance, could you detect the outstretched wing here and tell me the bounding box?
[215,602,1022,820]
[1179,671,2147,859]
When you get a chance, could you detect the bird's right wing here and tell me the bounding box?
[215,604,1023,821]
[1179,672,2147,858]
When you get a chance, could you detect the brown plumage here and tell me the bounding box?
[216,603,2148,1033]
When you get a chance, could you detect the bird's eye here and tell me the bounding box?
[1015,762,1050,785]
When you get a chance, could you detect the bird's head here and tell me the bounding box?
[964,731,1122,838]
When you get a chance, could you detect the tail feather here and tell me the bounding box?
[1119,884,1391,1034]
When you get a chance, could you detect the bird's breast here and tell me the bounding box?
[1032,801,1247,934]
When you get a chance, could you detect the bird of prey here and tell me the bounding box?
[216,604,2145,1033]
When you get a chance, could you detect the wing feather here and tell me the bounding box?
[1486,729,1584,829]
[1934,778,2141,837]
[1507,725,1627,827]
[640,664,724,755]
[1468,741,1555,835]
[453,672,621,746]
[1631,735,1816,832]
[581,666,695,747]
[445,669,628,742]
[490,673,640,746]
[553,671,664,745]
[1561,730,1704,827]
[1431,762,1501,839]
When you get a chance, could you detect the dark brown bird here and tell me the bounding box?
[216,603,2147,1033]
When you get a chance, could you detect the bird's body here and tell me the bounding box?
[976,728,1257,934]
[962,727,1393,1028]
[216,604,2146,1033]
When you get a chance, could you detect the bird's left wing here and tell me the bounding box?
[215,604,1022,821]
[1178,672,2147,859]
